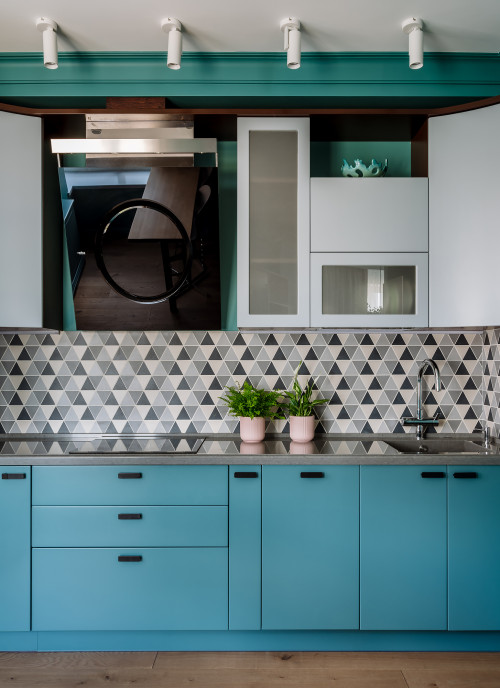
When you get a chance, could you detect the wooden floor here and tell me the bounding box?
[1,651,500,687]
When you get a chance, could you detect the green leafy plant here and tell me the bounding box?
[283,364,329,417]
[220,381,284,420]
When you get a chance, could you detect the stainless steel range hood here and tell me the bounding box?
[51,113,218,167]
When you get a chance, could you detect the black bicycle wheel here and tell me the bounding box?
[94,198,193,304]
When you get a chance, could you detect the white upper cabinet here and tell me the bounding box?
[311,178,428,253]
[429,103,500,328]
[0,110,42,328]
[237,118,310,328]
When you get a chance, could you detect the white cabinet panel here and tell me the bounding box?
[311,178,428,253]
[237,118,310,328]
[429,104,500,327]
[311,252,428,327]
[0,111,42,328]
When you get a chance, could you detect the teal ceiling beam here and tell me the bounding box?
[0,52,499,103]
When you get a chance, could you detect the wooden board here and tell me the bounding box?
[129,167,200,240]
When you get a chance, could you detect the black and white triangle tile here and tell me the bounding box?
[0,330,491,435]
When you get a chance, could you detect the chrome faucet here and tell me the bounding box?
[403,359,442,440]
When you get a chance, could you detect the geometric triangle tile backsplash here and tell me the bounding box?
[0,329,497,435]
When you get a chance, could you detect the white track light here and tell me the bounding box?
[402,17,424,70]
[161,18,182,70]
[36,17,58,70]
[280,17,301,70]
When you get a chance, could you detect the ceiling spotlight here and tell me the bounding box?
[36,17,58,70]
[280,17,301,70]
[402,17,424,70]
[161,18,182,70]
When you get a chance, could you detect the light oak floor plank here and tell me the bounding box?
[0,651,157,669]
[403,668,500,688]
[155,650,500,672]
[0,667,408,688]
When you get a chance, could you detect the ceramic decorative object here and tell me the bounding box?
[239,416,265,443]
[289,415,315,443]
[341,158,388,177]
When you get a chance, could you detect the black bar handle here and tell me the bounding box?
[118,513,143,520]
[300,471,325,479]
[118,555,142,562]
[421,472,446,478]
[453,472,478,479]
[1,473,27,480]
[118,472,142,479]
[234,471,259,478]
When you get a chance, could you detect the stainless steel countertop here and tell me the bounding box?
[0,433,498,466]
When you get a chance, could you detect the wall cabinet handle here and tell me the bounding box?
[234,471,259,478]
[300,471,325,478]
[118,513,143,520]
[453,472,478,479]
[421,472,446,478]
[118,555,142,562]
[1,473,26,480]
[118,472,142,479]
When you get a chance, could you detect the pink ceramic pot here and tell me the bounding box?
[239,416,265,443]
[289,415,315,443]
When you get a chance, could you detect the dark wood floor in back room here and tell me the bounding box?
[1,651,500,687]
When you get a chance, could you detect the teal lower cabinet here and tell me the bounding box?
[360,465,447,630]
[448,466,500,630]
[262,465,359,630]
[32,547,228,631]
[229,466,262,630]
[0,468,31,631]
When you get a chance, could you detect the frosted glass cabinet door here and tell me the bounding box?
[0,111,42,327]
[237,118,310,327]
[310,253,428,327]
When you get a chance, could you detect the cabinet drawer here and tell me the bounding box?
[32,466,228,505]
[32,506,228,547]
[32,547,228,631]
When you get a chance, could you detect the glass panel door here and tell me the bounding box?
[311,253,428,327]
[248,131,298,315]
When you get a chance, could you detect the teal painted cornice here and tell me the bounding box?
[0,51,499,103]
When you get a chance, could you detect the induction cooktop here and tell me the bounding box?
[0,436,205,456]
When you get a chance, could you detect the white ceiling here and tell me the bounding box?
[1,0,500,54]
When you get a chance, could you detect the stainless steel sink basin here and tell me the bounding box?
[384,438,492,454]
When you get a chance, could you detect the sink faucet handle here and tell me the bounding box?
[484,426,491,449]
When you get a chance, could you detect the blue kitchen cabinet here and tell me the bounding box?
[31,464,229,632]
[0,468,31,631]
[360,465,447,630]
[229,466,262,630]
[262,465,359,630]
[448,466,500,630]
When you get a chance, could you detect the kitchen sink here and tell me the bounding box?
[384,438,493,455]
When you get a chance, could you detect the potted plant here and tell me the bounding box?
[220,381,284,443]
[283,365,328,442]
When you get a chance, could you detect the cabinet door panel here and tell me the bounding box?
[32,547,228,631]
[429,104,500,327]
[448,466,500,630]
[360,465,447,630]
[262,465,359,630]
[0,468,31,631]
[237,117,310,328]
[311,178,428,252]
